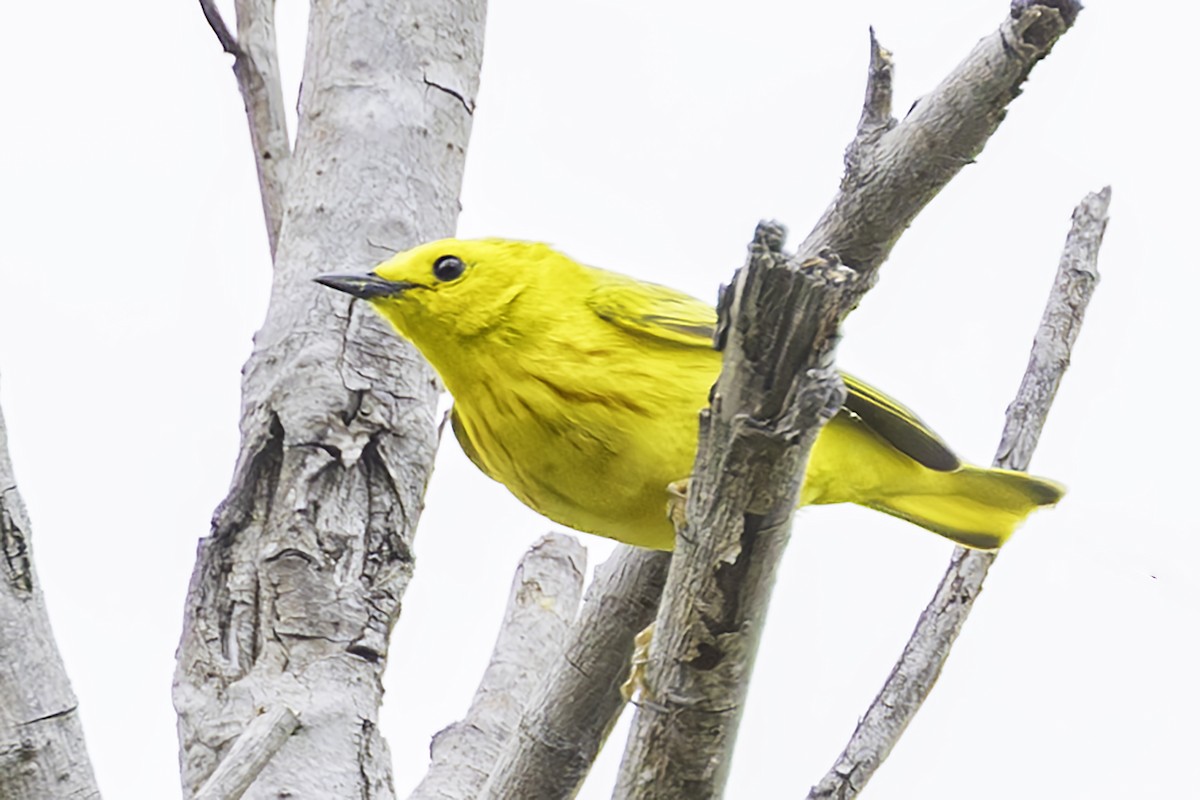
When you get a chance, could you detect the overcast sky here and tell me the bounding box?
[1,1,1195,797]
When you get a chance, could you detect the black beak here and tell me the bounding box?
[314,273,414,300]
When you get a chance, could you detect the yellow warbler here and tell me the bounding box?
[317,238,1063,551]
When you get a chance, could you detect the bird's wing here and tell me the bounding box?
[587,274,960,472]
[841,373,961,471]
[586,274,718,348]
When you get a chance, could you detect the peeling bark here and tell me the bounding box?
[613,4,1083,797]
[175,1,487,797]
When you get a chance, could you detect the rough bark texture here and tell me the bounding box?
[613,4,1082,797]
[478,546,671,800]
[808,186,1108,800]
[798,3,1081,276]
[410,533,586,800]
[613,228,855,800]
[175,1,486,797]
[0,387,101,799]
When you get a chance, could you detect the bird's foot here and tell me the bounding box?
[665,478,691,530]
[620,622,656,703]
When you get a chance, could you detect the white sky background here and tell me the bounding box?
[1,0,1195,797]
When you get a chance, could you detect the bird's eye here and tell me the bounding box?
[432,255,466,282]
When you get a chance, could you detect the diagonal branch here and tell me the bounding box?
[613,4,1083,798]
[799,1,1082,276]
[199,0,291,259]
[809,186,1109,800]
[194,705,300,800]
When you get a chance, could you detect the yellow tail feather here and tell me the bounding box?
[864,467,1065,550]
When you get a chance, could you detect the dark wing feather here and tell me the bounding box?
[587,274,959,472]
[842,373,961,471]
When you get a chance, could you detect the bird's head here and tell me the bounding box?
[316,237,574,351]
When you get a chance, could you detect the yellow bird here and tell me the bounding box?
[317,238,1063,551]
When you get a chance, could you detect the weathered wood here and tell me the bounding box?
[175,1,487,797]
[478,546,671,800]
[198,0,291,259]
[798,3,1081,274]
[195,706,300,800]
[410,533,586,800]
[614,4,1083,797]
[808,186,1108,800]
[0,386,101,800]
[613,228,854,799]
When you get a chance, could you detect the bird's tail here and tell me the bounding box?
[864,466,1065,550]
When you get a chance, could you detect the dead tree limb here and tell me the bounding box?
[175,1,487,796]
[0,385,101,800]
[614,4,1082,797]
[410,533,586,800]
[809,186,1109,800]
[199,0,291,258]
[477,546,671,800]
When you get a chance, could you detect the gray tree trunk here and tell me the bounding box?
[0,385,101,799]
[174,1,486,797]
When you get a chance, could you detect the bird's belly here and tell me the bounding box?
[455,384,700,550]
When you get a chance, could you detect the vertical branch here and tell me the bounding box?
[176,1,488,796]
[0,387,101,799]
[199,0,291,258]
[612,229,856,799]
[809,187,1109,800]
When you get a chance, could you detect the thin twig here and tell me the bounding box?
[197,0,291,258]
[199,0,240,55]
[808,187,1110,800]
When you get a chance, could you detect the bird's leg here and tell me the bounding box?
[620,478,689,702]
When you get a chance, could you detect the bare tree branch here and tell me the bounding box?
[613,231,856,799]
[199,0,291,259]
[478,546,671,800]
[809,186,1109,800]
[614,4,1083,797]
[410,533,586,800]
[798,2,1081,274]
[175,1,487,796]
[199,0,239,54]
[0,383,101,800]
[194,705,300,800]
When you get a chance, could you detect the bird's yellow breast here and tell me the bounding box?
[445,314,720,550]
